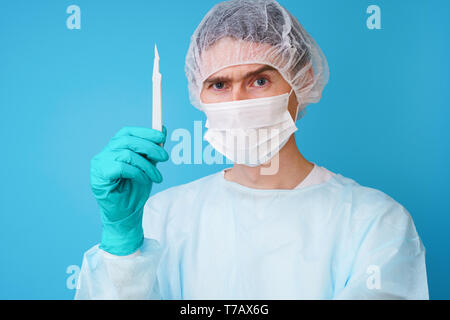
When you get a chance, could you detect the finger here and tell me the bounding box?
[108,135,169,163]
[112,149,163,183]
[118,162,151,185]
[114,126,166,144]
[91,159,150,185]
[161,125,168,147]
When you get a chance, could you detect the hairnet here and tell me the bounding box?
[185,0,329,119]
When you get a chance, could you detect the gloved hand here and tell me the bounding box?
[90,126,169,256]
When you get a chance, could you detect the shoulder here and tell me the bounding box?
[150,171,221,201]
[144,170,222,214]
[142,171,223,241]
[330,173,419,240]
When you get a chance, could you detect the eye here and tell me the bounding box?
[253,78,268,87]
[212,82,226,90]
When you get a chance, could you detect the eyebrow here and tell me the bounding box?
[203,65,277,85]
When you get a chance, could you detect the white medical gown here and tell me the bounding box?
[75,169,428,299]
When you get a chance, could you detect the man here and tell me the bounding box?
[75,0,428,299]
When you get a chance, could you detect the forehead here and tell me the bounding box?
[199,37,277,81]
[204,63,277,82]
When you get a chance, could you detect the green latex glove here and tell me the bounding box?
[90,126,169,256]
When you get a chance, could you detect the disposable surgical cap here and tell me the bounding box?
[185,0,329,119]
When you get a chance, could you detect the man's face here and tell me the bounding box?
[200,63,299,120]
[198,38,300,120]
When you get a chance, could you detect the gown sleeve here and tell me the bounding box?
[74,238,163,300]
[74,194,168,300]
[333,188,429,300]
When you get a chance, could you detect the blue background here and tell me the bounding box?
[0,0,449,299]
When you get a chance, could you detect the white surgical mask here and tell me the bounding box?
[201,89,298,166]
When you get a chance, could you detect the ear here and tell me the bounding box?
[287,89,299,121]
